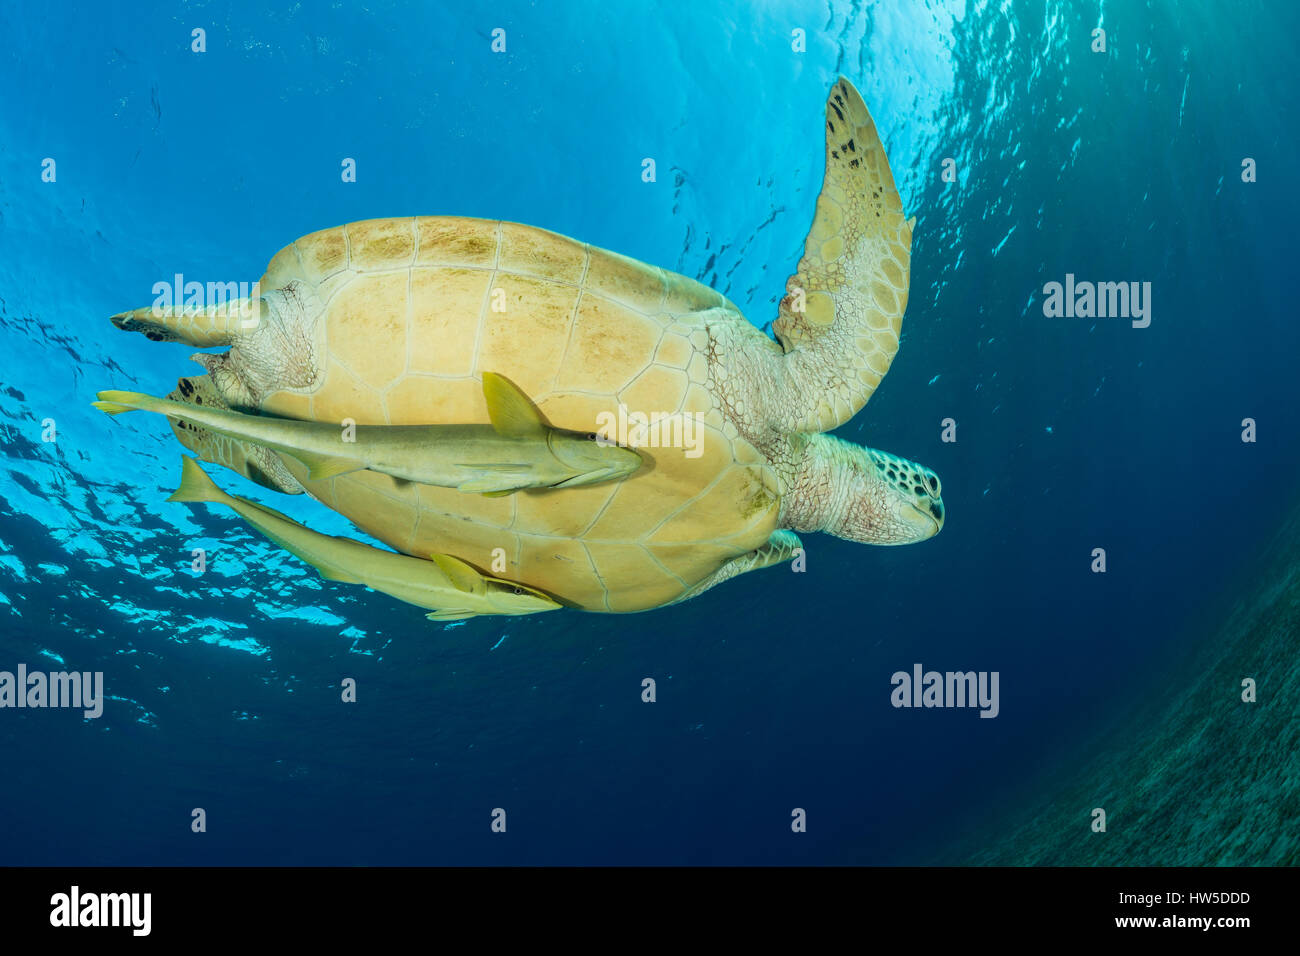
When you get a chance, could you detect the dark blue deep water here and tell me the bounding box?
[1,1,1296,865]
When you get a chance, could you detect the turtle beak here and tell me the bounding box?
[907,498,944,536]
[927,497,944,530]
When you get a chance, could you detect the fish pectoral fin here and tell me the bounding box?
[455,468,535,495]
[430,553,485,594]
[481,372,548,438]
[286,449,368,481]
[455,479,524,495]
[426,609,479,621]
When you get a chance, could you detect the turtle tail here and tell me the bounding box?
[109,297,261,347]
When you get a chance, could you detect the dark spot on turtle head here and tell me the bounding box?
[832,150,840,159]
[831,103,845,122]
[146,331,164,342]
[827,120,835,133]
[178,379,194,397]
[850,159,861,168]
[914,485,926,496]
[846,138,856,152]
[194,395,202,404]
[930,500,944,522]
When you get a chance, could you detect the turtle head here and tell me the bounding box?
[787,435,944,545]
[854,448,945,544]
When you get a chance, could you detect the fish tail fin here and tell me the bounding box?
[92,389,158,416]
[167,455,229,505]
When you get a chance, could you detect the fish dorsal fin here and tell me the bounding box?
[481,372,547,438]
[430,553,485,594]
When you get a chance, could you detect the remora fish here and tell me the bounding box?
[167,455,560,620]
[93,372,642,495]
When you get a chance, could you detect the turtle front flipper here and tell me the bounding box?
[670,530,802,605]
[164,375,303,495]
[770,76,915,434]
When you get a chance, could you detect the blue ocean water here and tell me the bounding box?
[1,0,1296,865]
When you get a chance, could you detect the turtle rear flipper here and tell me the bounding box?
[670,531,804,605]
[165,375,302,495]
[112,281,324,411]
[110,296,262,347]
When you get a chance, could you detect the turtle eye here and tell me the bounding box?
[511,586,525,595]
[926,474,941,496]
[586,433,599,441]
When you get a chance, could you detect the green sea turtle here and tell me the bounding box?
[108,76,944,613]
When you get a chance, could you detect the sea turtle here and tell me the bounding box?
[108,77,944,613]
